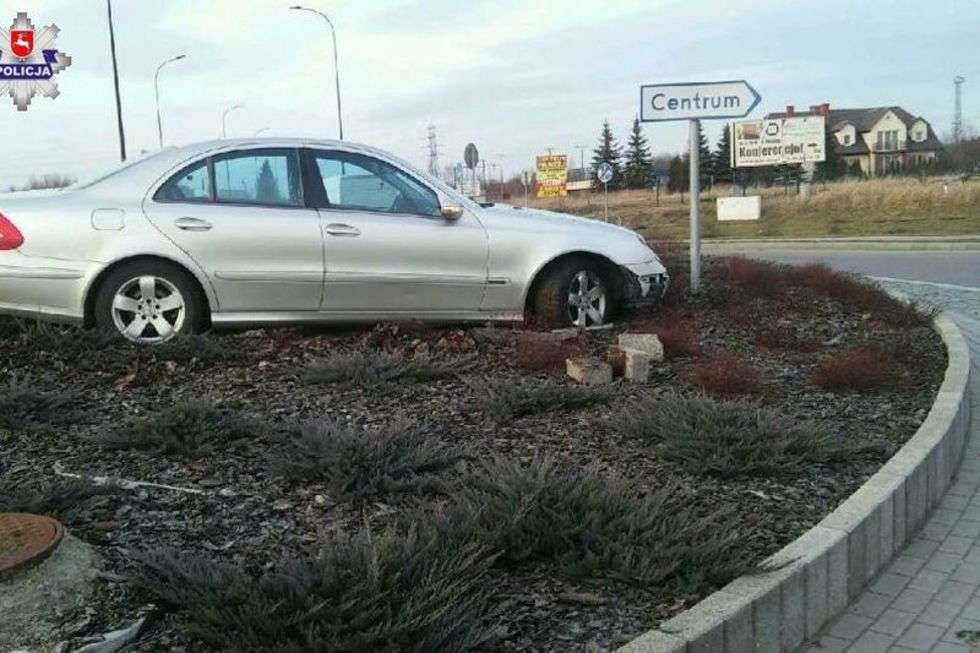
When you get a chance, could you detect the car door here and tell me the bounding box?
[144,148,324,312]
[303,148,488,313]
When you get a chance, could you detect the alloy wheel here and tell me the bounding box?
[567,270,607,328]
[110,275,186,344]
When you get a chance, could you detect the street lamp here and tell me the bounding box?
[222,103,243,138]
[106,0,126,161]
[289,5,344,140]
[155,54,186,148]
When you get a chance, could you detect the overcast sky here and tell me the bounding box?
[0,0,977,188]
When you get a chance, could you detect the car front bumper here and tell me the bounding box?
[620,259,669,307]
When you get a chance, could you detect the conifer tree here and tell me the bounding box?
[591,120,623,189]
[623,117,653,189]
[713,126,733,184]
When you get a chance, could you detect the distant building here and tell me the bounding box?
[766,104,944,176]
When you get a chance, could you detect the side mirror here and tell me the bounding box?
[440,204,464,220]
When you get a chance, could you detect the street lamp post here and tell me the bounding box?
[289,5,344,140]
[222,103,243,138]
[106,0,126,161]
[155,54,186,149]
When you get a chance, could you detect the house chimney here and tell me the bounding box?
[786,105,795,117]
[808,103,831,118]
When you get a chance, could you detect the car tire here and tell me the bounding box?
[94,260,206,344]
[530,257,615,329]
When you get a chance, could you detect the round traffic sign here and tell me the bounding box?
[596,162,614,184]
[464,143,479,170]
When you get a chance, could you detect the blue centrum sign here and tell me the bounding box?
[639,80,760,122]
[0,12,72,111]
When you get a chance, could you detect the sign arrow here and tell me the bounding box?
[640,80,761,122]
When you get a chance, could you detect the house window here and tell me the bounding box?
[876,130,899,150]
[843,134,852,145]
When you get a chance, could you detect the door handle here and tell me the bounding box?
[175,217,213,232]
[325,223,360,237]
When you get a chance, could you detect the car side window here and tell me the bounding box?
[311,151,441,217]
[213,149,302,207]
[155,160,211,202]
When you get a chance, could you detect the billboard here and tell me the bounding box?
[731,115,826,168]
[535,154,568,198]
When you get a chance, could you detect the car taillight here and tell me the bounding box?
[0,212,24,250]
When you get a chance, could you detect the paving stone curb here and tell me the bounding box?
[619,312,975,653]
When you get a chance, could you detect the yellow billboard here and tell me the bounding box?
[535,154,568,198]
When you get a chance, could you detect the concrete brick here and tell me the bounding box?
[780,571,805,651]
[908,464,929,532]
[827,611,872,640]
[870,572,909,597]
[804,552,828,638]
[890,553,925,577]
[940,535,974,555]
[880,493,895,567]
[722,602,753,653]
[802,635,850,653]
[827,533,850,617]
[751,584,781,653]
[621,347,651,382]
[865,505,882,581]
[869,608,917,637]
[617,332,664,361]
[909,569,951,594]
[850,591,890,619]
[892,587,935,613]
[896,622,944,649]
[918,600,963,628]
[615,629,685,653]
[848,521,868,599]
[848,629,896,652]
[894,477,909,550]
[932,580,977,607]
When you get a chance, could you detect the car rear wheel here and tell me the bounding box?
[530,257,613,329]
[94,261,205,344]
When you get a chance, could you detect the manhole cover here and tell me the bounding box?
[0,513,64,580]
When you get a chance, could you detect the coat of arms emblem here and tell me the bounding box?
[0,12,72,111]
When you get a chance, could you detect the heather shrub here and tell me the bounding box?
[20,322,134,369]
[810,345,901,392]
[687,351,763,396]
[0,315,28,339]
[302,350,470,388]
[0,380,81,431]
[0,477,120,520]
[152,334,252,365]
[135,527,497,652]
[103,401,264,458]
[478,379,614,420]
[612,394,878,478]
[428,457,753,589]
[514,336,577,373]
[272,419,467,498]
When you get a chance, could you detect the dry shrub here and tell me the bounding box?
[514,335,578,373]
[755,326,821,353]
[809,345,901,392]
[714,257,788,298]
[630,310,700,359]
[478,379,614,420]
[793,264,934,328]
[688,351,763,396]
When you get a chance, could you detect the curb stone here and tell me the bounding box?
[618,311,975,653]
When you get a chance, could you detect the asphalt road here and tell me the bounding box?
[712,249,980,289]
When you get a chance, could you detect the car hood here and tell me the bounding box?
[479,203,636,237]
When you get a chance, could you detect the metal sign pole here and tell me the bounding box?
[603,181,609,220]
[689,118,701,292]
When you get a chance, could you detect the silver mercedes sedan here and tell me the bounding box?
[0,139,667,344]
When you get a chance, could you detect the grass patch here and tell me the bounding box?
[302,350,471,388]
[0,379,81,431]
[272,419,467,498]
[135,526,497,652]
[687,351,763,396]
[478,379,614,420]
[428,457,753,589]
[103,401,264,459]
[810,344,902,392]
[612,394,879,478]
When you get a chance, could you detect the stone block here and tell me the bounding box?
[617,332,665,361]
[566,356,613,386]
[623,347,652,382]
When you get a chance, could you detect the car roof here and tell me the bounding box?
[78,138,454,200]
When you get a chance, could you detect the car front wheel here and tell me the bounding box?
[530,258,613,329]
[94,261,205,344]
